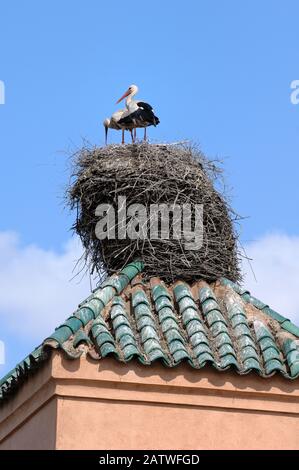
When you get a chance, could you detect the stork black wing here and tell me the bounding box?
[137,101,153,111]
[119,102,160,127]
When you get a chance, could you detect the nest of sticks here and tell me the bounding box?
[67,142,241,283]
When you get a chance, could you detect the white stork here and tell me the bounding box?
[103,109,135,145]
[115,84,160,142]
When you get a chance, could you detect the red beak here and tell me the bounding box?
[116,89,130,104]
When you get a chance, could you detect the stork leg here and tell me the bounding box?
[122,129,125,145]
[134,128,137,143]
[130,129,134,143]
[144,127,147,142]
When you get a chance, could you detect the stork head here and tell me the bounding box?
[116,84,139,104]
[103,118,110,127]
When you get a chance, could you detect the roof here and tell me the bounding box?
[1,261,299,401]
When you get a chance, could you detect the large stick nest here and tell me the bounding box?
[67,142,241,283]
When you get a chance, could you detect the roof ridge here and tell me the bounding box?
[220,278,299,338]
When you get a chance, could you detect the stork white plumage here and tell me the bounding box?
[103,109,135,145]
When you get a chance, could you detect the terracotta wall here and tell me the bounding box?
[56,396,299,450]
[0,352,298,450]
[0,398,57,450]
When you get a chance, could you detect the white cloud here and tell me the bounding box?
[242,233,299,326]
[0,232,91,342]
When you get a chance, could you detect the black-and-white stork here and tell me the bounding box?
[116,84,160,142]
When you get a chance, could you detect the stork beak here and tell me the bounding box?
[116,89,130,104]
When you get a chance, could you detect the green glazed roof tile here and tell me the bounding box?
[264,359,284,375]
[196,352,215,365]
[173,284,190,302]
[263,347,282,364]
[182,307,201,326]
[132,290,150,307]
[282,338,296,356]
[287,349,299,366]
[119,334,137,349]
[221,277,299,339]
[173,349,190,363]
[158,307,178,323]
[186,319,206,337]
[201,298,221,315]
[165,328,185,344]
[161,318,180,334]
[206,310,227,327]
[214,332,233,348]
[113,315,131,331]
[137,315,156,330]
[92,321,111,340]
[143,338,163,354]
[234,323,252,339]
[210,321,228,337]
[254,321,275,342]
[220,355,239,369]
[279,321,299,337]
[48,326,73,345]
[218,343,236,358]
[62,317,84,333]
[168,340,187,355]
[240,346,259,362]
[238,335,257,350]
[140,326,159,343]
[134,302,152,319]
[155,296,173,311]
[231,314,247,328]
[152,284,172,302]
[261,306,287,324]
[178,296,197,314]
[148,349,167,363]
[193,342,212,357]
[75,306,95,325]
[2,262,299,402]
[199,286,216,303]
[100,342,118,358]
[115,324,135,341]
[122,344,140,361]
[95,332,115,348]
[190,331,209,347]
[259,337,280,353]
[242,358,261,372]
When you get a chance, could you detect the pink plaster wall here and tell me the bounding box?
[0,353,298,450]
[56,396,299,450]
[0,397,57,450]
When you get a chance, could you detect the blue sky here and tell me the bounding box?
[0,1,299,376]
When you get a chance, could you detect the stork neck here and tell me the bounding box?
[126,93,134,106]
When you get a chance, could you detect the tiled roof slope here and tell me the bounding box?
[1,261,299,401]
